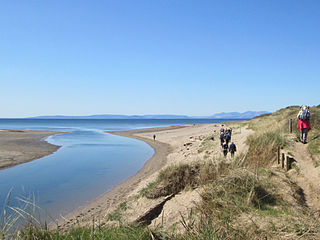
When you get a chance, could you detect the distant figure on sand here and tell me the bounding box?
[222,143,228,157]
[153,134,156,141]
[297,105,311,144]
[229,142,237,157]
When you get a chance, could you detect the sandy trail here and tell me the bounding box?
[289,142,320,210]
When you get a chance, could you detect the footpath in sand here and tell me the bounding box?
[0,130,64,170]
[58,122,253,229]
[287,140,320,211]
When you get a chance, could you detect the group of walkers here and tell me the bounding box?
[214,105,311,158]
[219,127,236,157]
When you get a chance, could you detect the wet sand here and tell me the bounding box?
[0,129,64,170]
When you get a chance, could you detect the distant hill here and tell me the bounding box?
[209,111,270,119]
[29,114,190,120]
[30,111,269,120]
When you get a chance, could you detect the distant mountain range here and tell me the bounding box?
[30,111,269,120]
[209,111,270,119]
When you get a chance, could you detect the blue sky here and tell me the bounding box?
[1,0,319,117]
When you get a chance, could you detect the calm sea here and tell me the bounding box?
[0,119,230,222]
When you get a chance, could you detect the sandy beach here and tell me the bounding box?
[0,129,64,170]
[58,122,251,229]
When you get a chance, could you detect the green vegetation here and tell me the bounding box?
[14,225,154,240]
[107,202,128,222]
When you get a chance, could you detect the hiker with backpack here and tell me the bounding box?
[229,142,237,157]
[297,105,311,144]
[224,131,231,146]
[226,128,232,141]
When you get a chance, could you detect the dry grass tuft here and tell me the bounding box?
[143,163,201,199]
[245,130,287,167]
[141,158,232,199]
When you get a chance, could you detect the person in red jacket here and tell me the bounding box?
[297,105,311,144]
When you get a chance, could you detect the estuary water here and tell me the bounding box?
[0,119,228,222]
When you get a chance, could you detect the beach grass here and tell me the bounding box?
[245,130,287,167]
[107,202,128,223]
[140,158,231,199]
[15,224,154,240]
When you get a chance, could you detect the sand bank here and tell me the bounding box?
[0,129,64,170]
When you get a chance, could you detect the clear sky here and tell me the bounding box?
[1,0,319,117]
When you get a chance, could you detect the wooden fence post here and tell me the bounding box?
[277,146,280,164]
[286,155,290,171]
[289,119,293,133]
[281,153,285,169]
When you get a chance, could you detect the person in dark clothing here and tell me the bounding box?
[220,132,225,146]
[153,134,156,141]
[222,143,228,157]
[224,132,231,146]
[229,142,237,157]
[226,128,232,141]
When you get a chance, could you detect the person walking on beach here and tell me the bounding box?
[220,131,225,146]
[222,143,228,157]
[297,105,311,144]
[227,128,232,140]
[153,134,156,141]
[229,142,237,157]
[224,131,231,146]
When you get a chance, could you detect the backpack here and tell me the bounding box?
[300,110,310,121]
[225,133,230,141]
